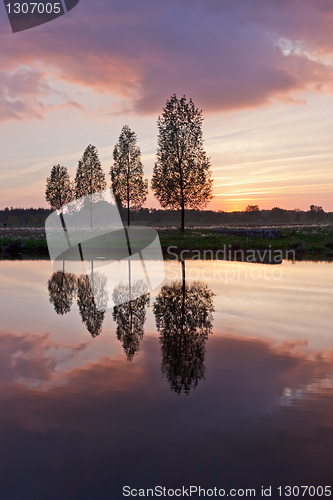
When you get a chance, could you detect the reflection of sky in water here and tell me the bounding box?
[167,259,333,352]
[1,260,333,374]
[0,260,333,496]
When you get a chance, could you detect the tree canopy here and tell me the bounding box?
[310,204,323,212]
[110,125,148,226]
[45,164,73,211]
[245,205,260,212]
[75,144,106,200]
[151,94,213,233]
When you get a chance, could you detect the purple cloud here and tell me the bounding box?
[1,0,333,120]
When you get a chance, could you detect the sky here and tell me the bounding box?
[1,0,333,212]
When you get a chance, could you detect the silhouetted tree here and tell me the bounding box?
[110,125,148,226]
[77,272,108,337]
[245,205,259,212]
[112,279,150,361]
[310,204,324,213]
[153,262,215,394]
[47,271,77,315]
[309,204,324,222]
[151,94,213,233]
[75,144,107,226]
[45,165,73,211]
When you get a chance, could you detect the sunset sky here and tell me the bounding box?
[1,0,333,212]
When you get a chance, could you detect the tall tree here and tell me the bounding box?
[75,144,107,227]
[110,125,148,226]
[151,94,213,233]
[45,164,73,211]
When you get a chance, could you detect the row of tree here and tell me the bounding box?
[46,135,147,226]
[45,94,213,233]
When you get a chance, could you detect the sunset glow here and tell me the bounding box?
[1,0,333,211]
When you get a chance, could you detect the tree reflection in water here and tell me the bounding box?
[47,270,77,315]
[77,270,108,338]
[154,261,215,394]
[112,278,150,361]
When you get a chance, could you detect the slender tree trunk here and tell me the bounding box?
[91,260,94,298]
[127,154,130,227]
[178,155,185,234]
[181,203,185,234]
[128,259,131,302]
[129,260,133,349]
[59,210,71,248]
[181,260,185,336]
[90,168,93,228]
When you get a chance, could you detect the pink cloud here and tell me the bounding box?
[0,96,44,121]
[1,0,333,120]
[0,67,87,121]
[0,69,51,120]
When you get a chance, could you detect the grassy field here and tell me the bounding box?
[158,225,333,261]
[0,228,48,257]
[1,225,333,261]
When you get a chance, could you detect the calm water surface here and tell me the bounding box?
[0,259,333,499]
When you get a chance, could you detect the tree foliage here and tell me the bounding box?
[45,164,73,211]
[110,125,148,226]
[245,205,260,212]
[151,94,213,233]
[75,144,106,200]
[310,204,323,213]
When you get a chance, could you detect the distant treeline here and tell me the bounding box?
[0,205,332,227]
[131,206,333,225]
[0,207,52,227]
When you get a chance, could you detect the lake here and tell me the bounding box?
[0,259,332,499]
